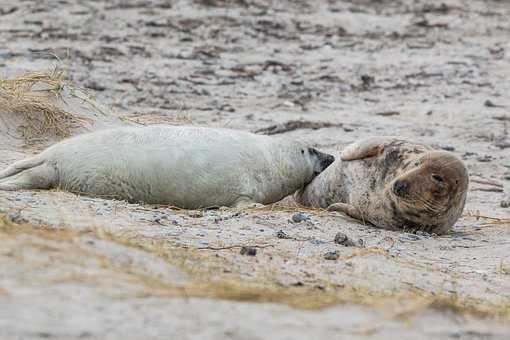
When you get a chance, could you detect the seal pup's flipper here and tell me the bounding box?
[0,163,55,191]
[327,202,366,223]
[232,196,264,209]
[0,156,44,180]
[341,136,402,161]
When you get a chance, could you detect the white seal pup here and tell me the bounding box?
[295,136,469,234]
[0,125,335,208]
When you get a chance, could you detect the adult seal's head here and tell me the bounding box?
[296,136,469,234]
[385,150,469,233]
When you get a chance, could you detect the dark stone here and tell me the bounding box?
[476,155,492,162]
[324,251,340,260]
[361,74,375,89]
[291,212,310,223]
[333,232,356,246]
[7,212,28,224]
[441,145,455,151]
[276,230,290,239]
[240,246,257,256]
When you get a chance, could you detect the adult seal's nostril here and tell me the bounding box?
[393,179,408,197]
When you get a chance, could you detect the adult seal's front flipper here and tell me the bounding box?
[340,136,402,161]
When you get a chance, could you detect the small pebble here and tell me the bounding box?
[188,211,203,218]
[240,246,257,256]
[334,232,356,247]
[361,74,375,88]
[324,251,340,260]
[7,212,28,224]
[476,155,492,162]
[441,145,455,151]
[495,136,510,149]
[309,238,326,245]
[276,230,290,239]
[484,99,505,108]
[291,212,310,223]
[400,234,421,241]
[220,104,235,112]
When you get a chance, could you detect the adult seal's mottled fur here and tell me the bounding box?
[0,125,334,208]
[295,136,469,234]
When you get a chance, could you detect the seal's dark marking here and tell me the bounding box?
[296,136,469,234]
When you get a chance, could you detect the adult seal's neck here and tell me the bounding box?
[295,161,338,208]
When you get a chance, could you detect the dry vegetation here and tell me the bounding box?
[1,212,509,320]
[0,67,87,143]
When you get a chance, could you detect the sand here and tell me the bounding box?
[0,0,509,339]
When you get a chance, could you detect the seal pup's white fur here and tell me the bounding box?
[0,125,334,208]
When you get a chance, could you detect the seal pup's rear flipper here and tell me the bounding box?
[341,136,402,161]
[0,163,55,191]
[0,156,44,180]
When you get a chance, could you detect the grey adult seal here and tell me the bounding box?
[0,125,334,208]
[295,136,469,234]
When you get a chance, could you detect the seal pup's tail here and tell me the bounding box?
[0,156,55,190]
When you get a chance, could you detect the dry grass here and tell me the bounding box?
[119,113,193,126]
[0,67,87,143]
[463,210,510,227]
[500,261,510,275]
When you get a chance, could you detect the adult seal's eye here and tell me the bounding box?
[301,149,305,154]
[432,174,444,183]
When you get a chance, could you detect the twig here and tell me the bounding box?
[254,120,342,135]
[470,178,503,188]
[197,244,275,251]
[463,211,510,223]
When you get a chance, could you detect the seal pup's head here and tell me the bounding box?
[259,141,334,204]
[288,144,335,180]
[385,151,469,234]
[308,147,335,176]
[279,142,335,184]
